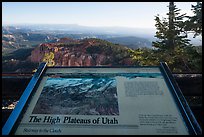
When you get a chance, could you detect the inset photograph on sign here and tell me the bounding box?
[32,77,119,115]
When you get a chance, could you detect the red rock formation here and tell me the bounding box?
[29,37,133,67]
[30,45,44,62]
[122,58,134,66]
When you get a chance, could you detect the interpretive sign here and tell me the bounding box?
[2,62,201,135]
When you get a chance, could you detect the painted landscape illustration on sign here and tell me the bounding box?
[32,77,119,115]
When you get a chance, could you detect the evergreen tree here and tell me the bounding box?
[152,2,193,72]
[184,2,202,37]
[168,2,175,49]
[153,2,191,51]
[129,2,201,72]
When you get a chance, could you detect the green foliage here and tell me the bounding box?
[2,48,34,61]
[103,44,130,65]
[129,46,202,73]
[167,46,202,72]
[84,38,131,65]
[149,2,202,73]
[184,46,202,72]
[153,2,191,51]
[129,48,160,66]
[184,2,202,37]
[128,48,144,65]
[42,52,55,66]
[86,45,103,54]
[129,2,202,73]
[2,60,38,73]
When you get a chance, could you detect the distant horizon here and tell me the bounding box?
[2,23,202,46]
[2,23,156,30]
[3,2,196,29]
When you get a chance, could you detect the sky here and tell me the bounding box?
[2,2,197,29]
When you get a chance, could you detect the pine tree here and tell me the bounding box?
[152,2,193,72]
[129,2,201,72]
[184,2,202,37]
[153,2,191,51]
[168,2,175,49]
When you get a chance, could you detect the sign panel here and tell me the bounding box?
[2,63,201,135]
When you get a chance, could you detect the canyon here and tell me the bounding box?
[30,37,134,66]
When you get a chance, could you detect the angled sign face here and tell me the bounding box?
[2,63,201,135]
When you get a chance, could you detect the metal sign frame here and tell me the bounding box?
[2,62,202,135]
